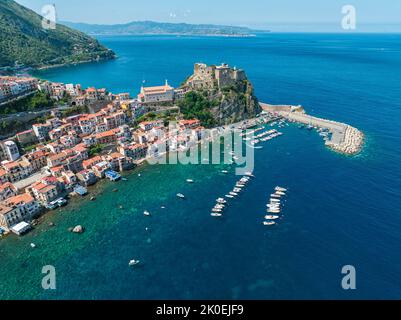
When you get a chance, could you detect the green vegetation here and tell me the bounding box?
[0,91,55,115]
[178,91,217,128]
[89,144,105,157]
[0,0,115,68]
[61,105,89,118]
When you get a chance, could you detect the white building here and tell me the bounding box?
[4,141,20,161]
[138,80,174,104]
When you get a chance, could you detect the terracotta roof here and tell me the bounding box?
[0,204,13,216]
[0,182,16,192]
[5,193,34,206]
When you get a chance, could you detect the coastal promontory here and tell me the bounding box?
[178,63,261,127]
[0,0,115,69]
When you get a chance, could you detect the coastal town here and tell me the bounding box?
[0,65,211,236]
[0,63,364,237]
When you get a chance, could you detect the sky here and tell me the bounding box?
[15,0,401,31]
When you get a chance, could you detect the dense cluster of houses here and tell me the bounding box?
[0,76,39,103]
[0,80,203,234]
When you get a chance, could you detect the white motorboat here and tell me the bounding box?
[270,199,281,203]
[129,260,141,267]
[226,195,235,199]
[267,209,281,214]
[271,194,281,198]
[144,211,151,216]
[177,193,185,199]
[233,188,242,193]
[229,192,238,196]
[30,243,36,249]
[244,172,255,177]
[275,187,288,192]
[265,215,280,220]
[263,221,276,226]
[216,198,227,204]
[222,170,229,174]
[276,191,286,196]
[212,208,222,213]
[211,213,223,217]
[186,179,194,183]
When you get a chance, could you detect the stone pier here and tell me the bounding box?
[260,103,364,155]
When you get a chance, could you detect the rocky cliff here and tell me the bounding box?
[180,63,261,126]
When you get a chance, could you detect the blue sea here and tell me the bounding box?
[1,33,401,299]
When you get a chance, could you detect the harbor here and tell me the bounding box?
[260,103,364,155]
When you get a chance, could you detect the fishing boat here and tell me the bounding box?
[265,215,280,220]
[129,260,141,267]
[263,221,276,226]
[177,193,185,199]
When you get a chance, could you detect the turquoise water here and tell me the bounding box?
[1,34,401,299]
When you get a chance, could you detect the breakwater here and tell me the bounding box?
[260,103,364,155]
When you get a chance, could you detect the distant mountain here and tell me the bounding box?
[0,0,115,69]
[61,20,259,37]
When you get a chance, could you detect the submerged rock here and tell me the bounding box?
[72,225,85,234]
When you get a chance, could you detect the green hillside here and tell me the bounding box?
[0,0,115,68]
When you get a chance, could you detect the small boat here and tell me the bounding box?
[144,211,151,216]
[177,193,185,199]
[229,192,238,196]
[226,195,234,199]
[265,215,280,220]
[271,194,281,198]
[30,243,36,249]
[90,196,96,201]
[221,170,229,174]
[129,260,141,267]
[267,209,281,214]
[263,221,276,226]
[270,199,281,203]
[244,172,255,177]
[122,178,128,181]
[233,188,242,193]
[211,213,223,217]
[276,191,286,196]
[212,208,222,213]
[216,198,227,204]
[275,187,288,192]
[186,179,194,183]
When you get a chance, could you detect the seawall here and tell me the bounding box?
[260,103,364,155]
